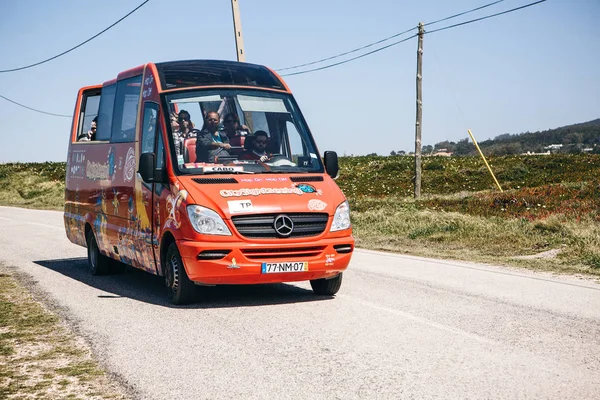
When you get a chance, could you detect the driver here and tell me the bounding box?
[240,130,272,162]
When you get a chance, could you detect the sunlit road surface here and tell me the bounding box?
[1,205,599,400]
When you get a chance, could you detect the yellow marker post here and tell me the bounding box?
[467,129,503,192]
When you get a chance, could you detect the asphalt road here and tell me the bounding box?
[1,205,599,399]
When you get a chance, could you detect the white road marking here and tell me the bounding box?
[340,294,499,346]
[0,216,63,230]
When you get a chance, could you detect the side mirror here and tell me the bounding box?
[323,151,339,179]
[139,152,156,183]
[154,167,167,184]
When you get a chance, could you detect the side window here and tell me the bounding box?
[285,120,312,167]
[141,103,159,154]
[286,121,304,155]
[156,126,165,170]
[95,84,117,141]
[111,76,142,142]
[75,92,100,142]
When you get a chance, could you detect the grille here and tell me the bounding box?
[242,246,326,260]
[231,213,328,239]
[290,176,324,182]
[193,177,238,184]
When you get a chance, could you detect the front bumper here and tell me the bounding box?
[177,237,354,285]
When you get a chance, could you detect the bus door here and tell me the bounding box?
[138,102,166,275]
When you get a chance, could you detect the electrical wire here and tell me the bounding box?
[425,0,547,35]
[282,0,547,77]
[275,26,417,72]
[0,94,71,117]
[275,0,506,72]
[424,0,505,26]
[0,0,150,73]
[281,34,418,77]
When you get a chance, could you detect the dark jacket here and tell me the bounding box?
[195,130,230,162]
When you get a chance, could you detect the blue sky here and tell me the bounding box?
[0,0,598,162]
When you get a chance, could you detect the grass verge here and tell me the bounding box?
[0,263,130,399]
[350,196,600,277]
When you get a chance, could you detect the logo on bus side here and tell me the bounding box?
[124,147,136,182]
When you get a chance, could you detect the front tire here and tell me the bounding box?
[165,242,195,305]
[310,273,343,296]
[86,230,110,275]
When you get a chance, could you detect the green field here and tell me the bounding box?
[1,154,599,276]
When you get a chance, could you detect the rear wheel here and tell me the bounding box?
[86,230,110,275]
[165,242,195,305]
[310,273,343,296]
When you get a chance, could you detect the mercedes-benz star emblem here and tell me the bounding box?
[273,215,294,237]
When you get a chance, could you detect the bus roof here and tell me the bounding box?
[154,60,287,92]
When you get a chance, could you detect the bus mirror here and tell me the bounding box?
[139,153,156,183]
[323,151,339,179]
[154,167,167,184]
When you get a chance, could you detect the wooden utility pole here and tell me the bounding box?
[231,0,246,62]
[414,22,424,199]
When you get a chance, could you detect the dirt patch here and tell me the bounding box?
[513,248,562,260]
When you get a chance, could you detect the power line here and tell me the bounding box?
[425,0,547,35]
[0,0,150,73]
[281,0,547,77]
[275,0,506,72]
[0,94,71,118]
[281,34,418,77]
[275,26,417,72]
[424,0,505,26]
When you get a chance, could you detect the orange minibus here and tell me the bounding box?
[64,60,354,304]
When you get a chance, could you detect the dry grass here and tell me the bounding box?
[351,201,600,276]
[0,171,64,210]
[0,264,130,399]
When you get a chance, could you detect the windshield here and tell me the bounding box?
[164,89,323,175]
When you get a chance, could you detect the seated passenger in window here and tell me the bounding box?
[222,113,250,141]
[77,117,97,141]
[177,110,196,139]
[195,111,231,162]
[239,131,272,162]
[171,110,198,156]
[223,113,250,155]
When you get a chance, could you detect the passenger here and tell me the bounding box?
[222,113,250,141]
[177,110,196,138]
[172,110,196,157]
[77,116,97,141]
[195,111,231,162]
[240,130,272,162]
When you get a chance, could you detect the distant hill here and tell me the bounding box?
[429,119,600,156]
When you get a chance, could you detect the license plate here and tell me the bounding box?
[261,261,308,274]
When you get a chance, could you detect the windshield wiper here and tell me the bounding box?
[200,170,255,175]
[260,169,308,173]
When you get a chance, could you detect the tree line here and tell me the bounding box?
[388,118,600,156]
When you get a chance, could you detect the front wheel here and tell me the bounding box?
[310,273,343,296]
[165,242,195,305]
[86,230,110,275]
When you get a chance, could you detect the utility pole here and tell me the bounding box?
[231,0,246,62]
[414,22,424,199]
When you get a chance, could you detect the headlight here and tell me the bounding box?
[330,200,351,232]
[186,205,231,236]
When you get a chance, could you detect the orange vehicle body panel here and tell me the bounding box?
[64,60,354,286]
